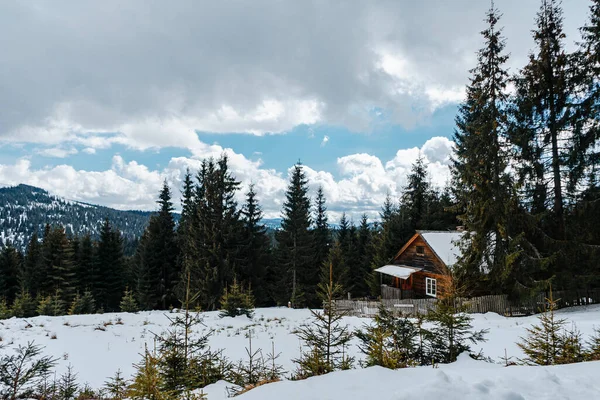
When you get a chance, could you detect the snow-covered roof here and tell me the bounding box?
[419,231,466,267]
[374,265,422,279]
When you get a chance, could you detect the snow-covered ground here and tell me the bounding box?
[1,305,600,399]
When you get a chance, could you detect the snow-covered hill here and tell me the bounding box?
[1,305,599,399]
[0,184,153,251]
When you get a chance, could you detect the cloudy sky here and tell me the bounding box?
[0,0,591,220]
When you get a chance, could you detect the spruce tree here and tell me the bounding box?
[402,155,431,231]
[312,186,331,287]
[275,163,315,307]
[0,244,21,305]
[238,184,270,306]
[175,168,199,305]
[452,3,520,294]
[292,263,354,379]
[120,287,139,313]
[0,342,56,400]
[193,156,243,310]
[219,278,255,318]
[96,219,125,310]
[518,291,566,365]
[354,214,373,299]
[356,304,419,368]
[510,0,572,239]
[20,232,42,298]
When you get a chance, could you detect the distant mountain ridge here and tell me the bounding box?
[0,184,153,251]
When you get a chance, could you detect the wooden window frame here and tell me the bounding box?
[425,277,437,297]
[416,246,425,256]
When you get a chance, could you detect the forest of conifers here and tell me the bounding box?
[0,0,599,314]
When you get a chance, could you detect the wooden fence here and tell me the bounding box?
[335,288,600,318]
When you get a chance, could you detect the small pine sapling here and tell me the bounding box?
[356,304,419,369]
[219,278,255,318]
[587,328,600,361]
[11,291,37,318]
[518,289,566,365]
[291,262,354,379]
[104,369,129,400]
[69,291,96,315]
[0,299,12,320]
[128,346,169,400]
[556,323,585,364]
[0,341,56,400]
[57,365,79,400]
[424,298,487,364]
[120,288,139,313]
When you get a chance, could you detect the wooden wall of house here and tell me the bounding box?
[411,271,451,298]
[392,235,448,274]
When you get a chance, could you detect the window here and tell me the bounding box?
[416,246,425,256]
[426,277,437,297]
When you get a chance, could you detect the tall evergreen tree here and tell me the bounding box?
[276,163,315,307]
[354,214,373,299]
[510,0,571,239]
[176,168,198,302]
[135,182,179,310]
[312,186,331,283]
[402,155,431,231]
[96,219,125,310]
[238,184,270,306]
[20,232,42,297]
[194,156,242,310]
[452,3,519,293]
[42,226,76,303]
[0,244,21,304]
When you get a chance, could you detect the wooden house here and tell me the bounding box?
[375,230,465,299]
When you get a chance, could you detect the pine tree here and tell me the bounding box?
[75,235,95,295]
[219,278,255,318]
[69,291,96,315]
[518,290,566,365]
[0,244,21,305]
[510,0,572,239]
[175,168,199,305]
[40,226,76,303]
[356,304,419,369]
[238,184,270,306]
[120,287,139,313]
[0,342,56,400]
[193,156,243,310]
[96,220,125,311]
[275,163,315,307]
[20,232,42,298]
[292,263,353,379]
[154,275,229,398]
[452,3,520,294]
[312,187,331,288]
[570,0,600,195]
[424,299,487,364]
[402,155,431,230]
[128,347,170,400]
[11,291,37,318]
[354,215,373,298]
[104,370,129,400]
[57,365,79,400]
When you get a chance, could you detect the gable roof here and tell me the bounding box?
[418,231,465,267]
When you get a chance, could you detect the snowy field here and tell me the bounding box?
[1,305,600,399]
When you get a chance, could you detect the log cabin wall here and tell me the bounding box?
[392,235,448,275]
